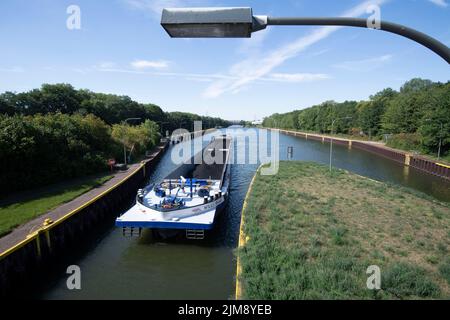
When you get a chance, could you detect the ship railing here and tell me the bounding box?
[160,179,217,187]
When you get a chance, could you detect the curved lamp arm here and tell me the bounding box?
[260,17,450,64]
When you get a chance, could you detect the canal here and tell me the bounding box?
[35,128,449,299]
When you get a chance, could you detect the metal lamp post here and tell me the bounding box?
[161,7,450,63]
[123,118,142,166]
[329,117,352,172]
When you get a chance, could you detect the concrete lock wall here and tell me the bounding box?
[0,141,169,298]
[275,128,450,181]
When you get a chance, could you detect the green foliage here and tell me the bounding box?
[439,257,450,285]
[0,83,231,132]
[386,133,421,152]
[0,84,231,194]
[358,88,397,137]
[166,111,227,132]
[112,119,160,159]
[262,78,449,157]
[264,100,358,134]
[0,113,116,194]
[382,262,440,298]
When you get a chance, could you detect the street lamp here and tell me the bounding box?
[329,116,352,172]
[425,119,444,161]
[161,7,450,63]
[123,118,142,166]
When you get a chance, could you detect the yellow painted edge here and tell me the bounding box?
[235,164,263,300]
[437,163,450,169]
[0,161,146,260]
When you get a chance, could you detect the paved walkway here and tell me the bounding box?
[0,142,167,254]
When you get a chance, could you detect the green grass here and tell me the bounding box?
[0,173,113,237]
[238,161,450,299]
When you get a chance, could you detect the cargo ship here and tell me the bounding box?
[116,135,232,240]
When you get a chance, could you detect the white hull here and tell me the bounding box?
[116,135,232,232]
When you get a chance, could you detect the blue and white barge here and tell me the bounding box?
[116,135,232,239]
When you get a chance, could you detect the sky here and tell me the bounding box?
[0,0,449,121]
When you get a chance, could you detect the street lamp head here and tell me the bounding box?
[124,117,142,124]
[161,7,267,38]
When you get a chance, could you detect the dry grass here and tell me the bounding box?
[238,161,450,299]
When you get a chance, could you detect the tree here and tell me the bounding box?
[40,83,83,114]
[111,120,160,162]
[400,78,433,94]
[0,113,118,194]
[382,85,429,134]
[262,78,448,158]
[358,88,397,138]
[0,92,17,115]
[418,83,450,155]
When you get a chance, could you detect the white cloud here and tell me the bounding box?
[236,29,271,55]
[123,0,210,17]
[428,0,448,7]
[93,65,329,85]
[333,54,393,71]
[202,0,388,98]
[266,73,331,82]
[98,62,117,69]
[124,0,181,16]
[185,77,214,82]
[131,60,170,69]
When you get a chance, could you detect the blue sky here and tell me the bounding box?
[0,0,449,120]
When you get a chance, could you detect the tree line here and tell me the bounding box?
[0,84,231,195]
[0,83,230,131]
[262,78,449,159]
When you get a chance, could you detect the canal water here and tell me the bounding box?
[36,128,449,300]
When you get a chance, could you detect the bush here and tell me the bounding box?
[386,133,422,152]
[0,113,118,195]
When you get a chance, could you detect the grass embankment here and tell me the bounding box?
[0,173,113,237]
[238,161,450,299]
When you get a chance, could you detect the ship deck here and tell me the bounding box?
[116,135,231,231]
